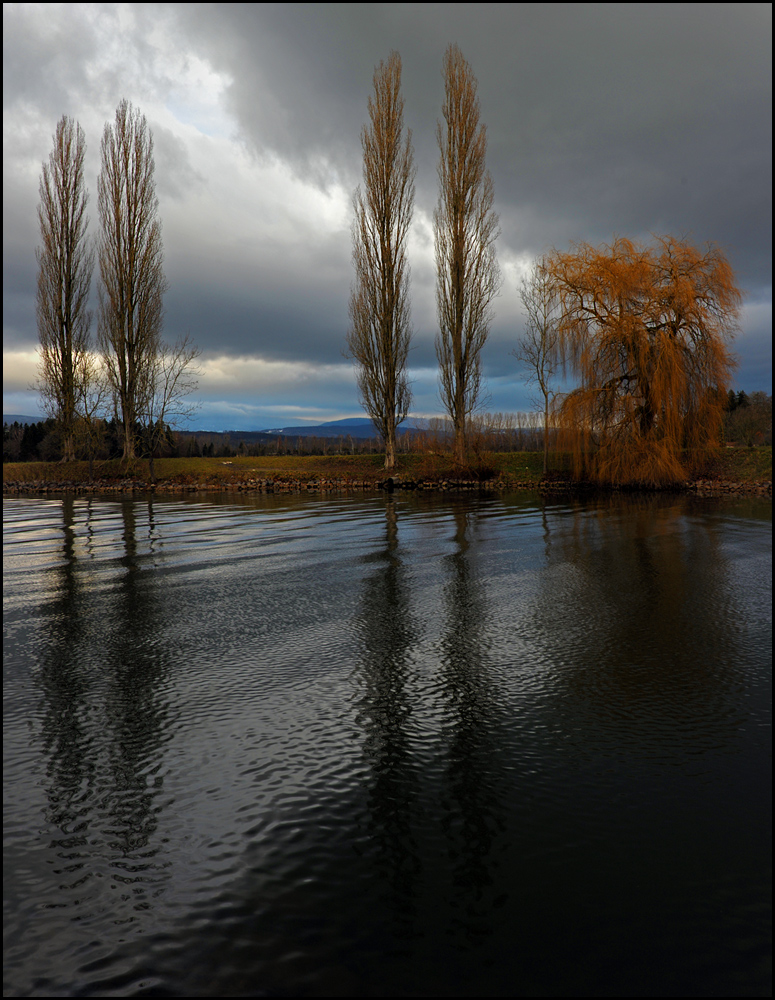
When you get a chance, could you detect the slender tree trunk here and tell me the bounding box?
[453,412,466,466]
[61,353,76,461]
[384,424,397,470]
[639,380,655,437]
[122,408,136,461]
[62,430,76,463]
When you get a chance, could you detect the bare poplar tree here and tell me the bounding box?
[434,44,500,467]
[36,116,93,462]
[347,51,415,472]
[513,257,561,474]
[98,99,167,461]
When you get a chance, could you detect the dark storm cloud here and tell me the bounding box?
[3,3,771,423]
[170,2,771,388]
[152,124,206,201]
[178,3,771,272]
[3,5,99,115]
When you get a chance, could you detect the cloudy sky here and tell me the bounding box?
[4,3,772,430]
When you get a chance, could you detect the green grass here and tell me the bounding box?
[3,454,382,484]
[698,445,772,483]
[2,451,547,486]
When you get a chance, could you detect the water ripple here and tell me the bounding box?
[3,492,771,997]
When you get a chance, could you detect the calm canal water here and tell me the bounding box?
[3,490,771,997]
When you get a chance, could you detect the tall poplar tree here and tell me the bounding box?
[36,116,93,462]
[347,52,415,472]
[97,99,167,461]
[434,44,500,466]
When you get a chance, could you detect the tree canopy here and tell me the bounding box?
[547,236,740,485]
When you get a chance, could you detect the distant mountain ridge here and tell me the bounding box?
[260,417,378,439]
[4,413,428,440]
[3,414,45,426]
[211,417,427,439]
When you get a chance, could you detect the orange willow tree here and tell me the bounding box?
[547,236,740,486]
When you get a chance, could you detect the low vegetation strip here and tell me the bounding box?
[3,449,771,496]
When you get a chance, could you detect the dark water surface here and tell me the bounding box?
[3,491,771,997]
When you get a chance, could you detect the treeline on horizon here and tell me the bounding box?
[4,394,772,466]
[2,411,544,464]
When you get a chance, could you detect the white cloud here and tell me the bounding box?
[2,349,39,394]
[198,353,355,397]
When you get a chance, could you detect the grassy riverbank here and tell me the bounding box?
[3,447,771,492]
[2,451,545,489]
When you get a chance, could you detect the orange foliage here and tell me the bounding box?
[547,236,740,486]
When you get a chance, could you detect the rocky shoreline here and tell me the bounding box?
[3,474,771,497]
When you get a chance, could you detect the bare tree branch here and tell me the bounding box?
[74,351,110,480]
[138,336,201,483]
[514,257,561,474]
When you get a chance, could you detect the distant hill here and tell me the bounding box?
[3,414,45,426]
[256,417,427,439]
[3,413,428,440]
[192,418,386,439]
[260,418,379,439]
